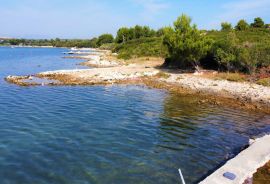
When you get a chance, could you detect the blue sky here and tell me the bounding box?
[1,0,270,39]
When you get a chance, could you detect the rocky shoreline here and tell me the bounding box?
[160,72,270,110]
[5,49,270,113]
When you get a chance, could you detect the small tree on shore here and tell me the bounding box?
[221,22,232,31]
[163,14,213,70]
[235,20,249,31]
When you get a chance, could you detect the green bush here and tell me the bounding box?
[97,34,114,47]
[221,22,232,31]
[235,20,249,31]
[113,37,167,60]
[251,17,265,28]
[163,14,213,69]
[99,43,117,50]
[208,29,270,74]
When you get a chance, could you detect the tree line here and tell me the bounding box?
[221,17,269,31]
[1,25,164,48]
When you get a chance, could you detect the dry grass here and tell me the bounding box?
[253,161,270,184]
[122,57,164,67]
[256,78,270,87]
[200,72,247,82]
[155,72,171,79]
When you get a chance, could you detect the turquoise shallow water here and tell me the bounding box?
[0,47,269,184]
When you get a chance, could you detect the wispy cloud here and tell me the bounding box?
[209,0,270,28]
[131,0,170,21]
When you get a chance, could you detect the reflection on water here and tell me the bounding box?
[0,47,269,184]
[158,94,270,183]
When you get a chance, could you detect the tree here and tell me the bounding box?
[213,32,240,72]
[142,26,155,37]
[133,25,156,39]
[221,22,232,31]
[115,27,134,43]
[238,47,258,74]
[156,28,166,37]
[97,34,114,46]
[163,14,213,70]
[235,19,249,31]
[251,17,265,28]
[134,25,144,39]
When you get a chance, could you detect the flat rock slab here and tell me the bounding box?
[199,135,270,184]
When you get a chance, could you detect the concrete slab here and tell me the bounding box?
[199,135,270,184]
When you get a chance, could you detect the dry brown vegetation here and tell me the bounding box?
[253,161,270,184]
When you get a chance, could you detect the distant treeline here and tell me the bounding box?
[221,17,269,31]
[0,25,164,48]
[0,38,98,48]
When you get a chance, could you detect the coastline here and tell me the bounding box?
[5,49,270,113]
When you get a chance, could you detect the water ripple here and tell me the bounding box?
[0,48,270,184]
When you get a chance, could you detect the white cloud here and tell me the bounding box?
[131,0,170,21]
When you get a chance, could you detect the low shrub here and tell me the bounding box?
[99,43,117,50]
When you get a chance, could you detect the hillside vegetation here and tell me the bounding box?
[113,37,167,60]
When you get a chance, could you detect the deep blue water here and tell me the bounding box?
[0,47,269,184]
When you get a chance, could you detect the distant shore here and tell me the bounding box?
[0,45,55,48]
[5,48,270,113]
